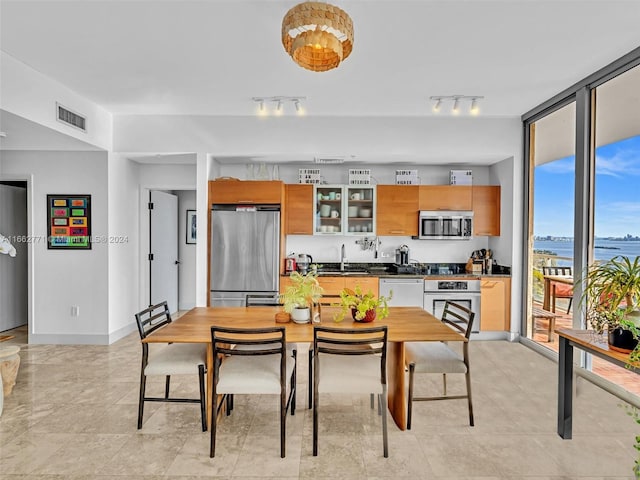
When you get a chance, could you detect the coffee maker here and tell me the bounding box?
[395,245,410,265]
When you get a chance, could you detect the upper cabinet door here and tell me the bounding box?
[345,186,375,235]
[314,185,344,235]
[473,186,501,236]
[209,180,283,204]
[285,184,313,235]
[376,185,418,236]
[419,185,472,211]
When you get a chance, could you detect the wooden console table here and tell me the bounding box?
[556,328,639,439]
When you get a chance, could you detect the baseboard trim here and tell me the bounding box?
[29,322,138,345]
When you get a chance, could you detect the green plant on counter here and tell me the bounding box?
[333,284,392,322]
[279,271,323,313]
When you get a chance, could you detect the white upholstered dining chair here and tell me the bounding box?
[405,301,475,429]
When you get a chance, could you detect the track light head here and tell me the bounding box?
[452,97,460,115]
[470,97,480,115]
[433,98,441,113]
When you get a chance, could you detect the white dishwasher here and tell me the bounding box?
[379,278,424,307]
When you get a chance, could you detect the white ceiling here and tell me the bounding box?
[1,0,639,119]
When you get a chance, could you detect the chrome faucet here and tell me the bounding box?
[340,243,348,271]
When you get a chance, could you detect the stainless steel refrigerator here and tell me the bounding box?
[210,204,280,306]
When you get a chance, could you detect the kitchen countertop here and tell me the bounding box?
[282,262,511,279]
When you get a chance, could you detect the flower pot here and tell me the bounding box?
[291,307,311,324]
[352,308,376,323]
[608,327,639,354]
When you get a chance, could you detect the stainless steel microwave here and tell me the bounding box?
[418,211,473,240]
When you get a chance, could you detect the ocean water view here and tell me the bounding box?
[534,239,640,265]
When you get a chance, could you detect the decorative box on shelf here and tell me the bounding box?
[348,169,371,185]
[450,169,473,185]
[395,169,419,185]
[299,168,322,184]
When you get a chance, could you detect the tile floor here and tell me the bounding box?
[0,325,638,479]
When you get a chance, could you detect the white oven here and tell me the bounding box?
[423,279,481,332]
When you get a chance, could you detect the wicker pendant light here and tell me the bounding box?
[282,2,354,72]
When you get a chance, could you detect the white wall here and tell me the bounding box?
[177,190,196,310]
[488,158,515,268]
[0,184,27,331]
[0,52,113,151]
[1,150,109,343]
[107,153,140,341]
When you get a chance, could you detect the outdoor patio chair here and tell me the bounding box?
[542,266,574,314]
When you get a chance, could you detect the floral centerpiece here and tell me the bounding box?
[334,285,392,323]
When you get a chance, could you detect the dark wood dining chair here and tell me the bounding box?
[313,325,389,457]
[542,266,574,313]
[210,326,296,458]
[134,301,207,431]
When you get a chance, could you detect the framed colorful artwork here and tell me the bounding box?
[186,209,196,244]
[47,194,92,249]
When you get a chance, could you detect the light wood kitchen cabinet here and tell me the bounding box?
[480,277,511,331]
[285,184,313,235]
[281,275,379,298]
[376,185,419,236]
[473,186,501,236]
[209,179,283,204]
[419,185,472,211]
[346,276,379,297]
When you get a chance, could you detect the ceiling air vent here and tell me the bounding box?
[56,103,87,132]
[314,156,345,164]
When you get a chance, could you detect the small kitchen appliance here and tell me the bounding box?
[285,255,297,274]
[296,254,313,275]
[395,245,410,265]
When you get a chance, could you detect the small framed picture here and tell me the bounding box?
[186,210,197,244]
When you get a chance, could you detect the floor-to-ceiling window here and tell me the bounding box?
[526,102,576,348]
[589,64,640,394]
[523,51,640,397]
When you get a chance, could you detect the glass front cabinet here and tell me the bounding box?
[314,185,376,235]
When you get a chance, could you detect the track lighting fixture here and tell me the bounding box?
[429,95,484,115]
[252,96,307,116]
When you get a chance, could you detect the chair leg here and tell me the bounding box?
[407,363,415,430]
[164,375,171,399]
[198,364,207,432]
[280,389,286,458]
[371,393,375,409]
[137,372,147,429]
[567,297,573,314]
[380,390,388,458]
[442,373,447,396]
[465,370,474,427]
[291,350,297,416]
[210,388,217,458]
[308,348,313,409]
[313,356,319,456]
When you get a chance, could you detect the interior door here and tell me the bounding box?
[150,190,178,313]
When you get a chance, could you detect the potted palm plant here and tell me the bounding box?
[581,255,640,353]
[279,271,324,324]
[334,285,392,323]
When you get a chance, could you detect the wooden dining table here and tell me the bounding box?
[142,305,466,431]
[542,274,574,311]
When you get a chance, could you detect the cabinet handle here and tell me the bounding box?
[289,231,309,234]
[390,230,405,234]
[238,200,254,203]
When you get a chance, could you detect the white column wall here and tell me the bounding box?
[107,153,140,341]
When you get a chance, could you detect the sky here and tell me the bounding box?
[534,134,640,238]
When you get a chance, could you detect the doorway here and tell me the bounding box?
[0,181,28,332]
